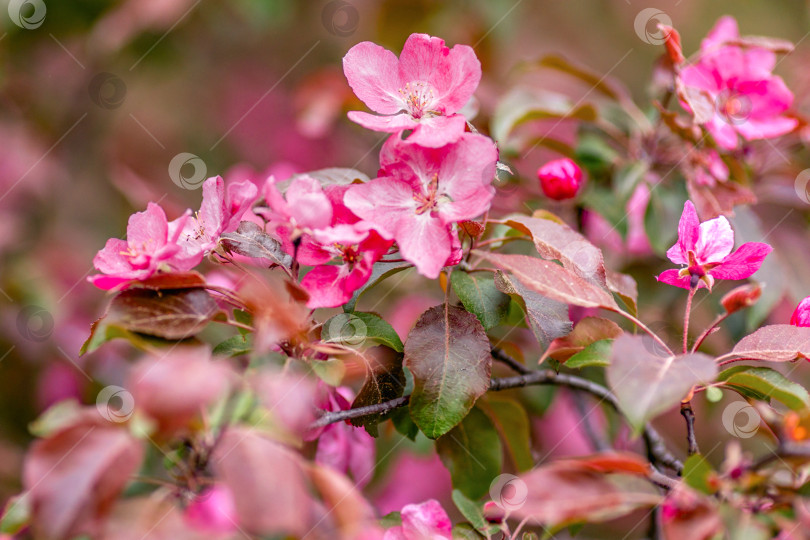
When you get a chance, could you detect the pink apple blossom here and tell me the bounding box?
[183,484,239,534]
[344,133,497,278]
[689,148,729,188]
[299,185,392,308]
[172,175,259,260]
[679,16,797,149]
[656,200,771,290]
[89,203,197,290]
[257,174,334,255]
[311,387,376,488]
[537,158,583,200]
[383,500,452,540]
[790,296,810,327]
[343,33,481,148]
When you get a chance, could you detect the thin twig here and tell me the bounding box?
[571,390,611,452]
[491,347,532,375]
[680,401,699,456]
[612,308,674,356]
[691,312,730,353]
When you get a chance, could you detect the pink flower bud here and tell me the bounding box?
[482,501,505,523]
[183,485,239,534]
[791,296,810,327]
[537,158,583,200]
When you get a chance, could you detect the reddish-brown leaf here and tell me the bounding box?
[129,271,207,290]
[105,288,220,340]
[547,316,622,361]
[511,461,660,528]
[23,416,143,540]
[476,251,617,310]
[729,324,810,362]
[506,215,606,285]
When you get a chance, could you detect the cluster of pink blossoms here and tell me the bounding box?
[89,33,498,306]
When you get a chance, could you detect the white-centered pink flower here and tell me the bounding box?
[656,200,771,290]
[344,133,497,279]
[343,33,481,148]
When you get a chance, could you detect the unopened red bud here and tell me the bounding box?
[721,283,762,314]
[658,23,685,65]
[537,158,583,201]
[791,296,810,327]
[482,501,505,523]
[459,220,485,238]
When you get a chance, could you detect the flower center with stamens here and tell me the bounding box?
[398,81,436,119]
[413,174,442,215]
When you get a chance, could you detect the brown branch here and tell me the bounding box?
[312,367,684,473]
[680,401,699,456]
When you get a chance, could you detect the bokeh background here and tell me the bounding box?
[3,0,810,522]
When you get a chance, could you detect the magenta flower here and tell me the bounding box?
[790,296,810,327]
[679,16,797,149]
[656,201,771,290]
[343,33,481,148]
[537,158,583,201]
[172,175,259,259]
[383,499,452,540]
[183,484,239,534]
[89,203,197,290]
[299,185,393,309]
[344,133,497,279]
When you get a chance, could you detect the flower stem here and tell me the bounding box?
[612,308,673,356]
[691,312,730,353]
[683,287,696,354]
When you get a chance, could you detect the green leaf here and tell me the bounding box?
[322,312,404,352]
[607,335,718,434]
[492,87,597,144]
[405,304,492,439]
[452,522,486,539]
[212,334,252,357]
[344,262,411,312]
[350,352,406,436]
[311,358,346,386]
[718,366,810,411]
[683,454,717,495]
[379,511,402,529]
[437,407,503,499]
[1,493,30,535]
[451,271,510,330]
[565,339,613,369]
[452,490,497,536]
[390,407,419,441]
[484,398,534,472]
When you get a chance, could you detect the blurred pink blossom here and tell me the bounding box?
[679,16,797,149]
[383,499,452,540]
[183,484,239,534]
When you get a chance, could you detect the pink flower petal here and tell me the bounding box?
[655,269,694,290]
[695,215,734,264]
[665,201,700,265]
[403,114,467,148]
[347,111,420,133]
[710,242,772,280]
[395,213,451,279]
[344,177,417,240]
[343,41,404,115]
[399,500,452,539]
